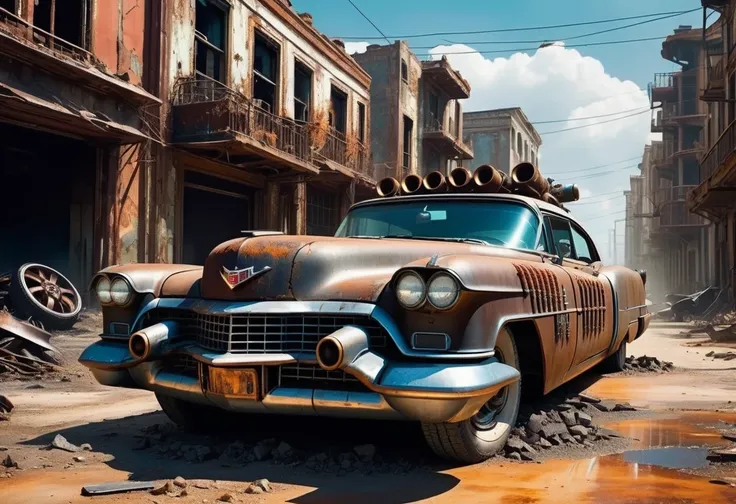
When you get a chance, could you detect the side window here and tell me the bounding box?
[546,217,574,258]
[570,224,596,263]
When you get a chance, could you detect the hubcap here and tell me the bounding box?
[21,265,79,315]
[471,346,509,430]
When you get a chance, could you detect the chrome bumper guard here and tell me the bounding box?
[80,303,519,424]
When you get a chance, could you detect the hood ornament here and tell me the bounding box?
[221,265,271,290]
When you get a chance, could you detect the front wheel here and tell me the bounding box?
[156,393,220,432]
[600,339,627,373]
[421,328,521,464]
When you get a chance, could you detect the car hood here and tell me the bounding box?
[199,235,529,302]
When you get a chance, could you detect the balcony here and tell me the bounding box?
[171,77,372,180]
[649,73,677,103]
[654,186,706,230]
[702,55,725,102]
[661,102,706,128]
[689,120,736,218]
[0,7,156,105]
[421,58,470,99]
[423,116,474,160]
[701,0,729,9]
[652,139,676,178]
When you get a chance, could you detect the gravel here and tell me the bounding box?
[623,355,674,373]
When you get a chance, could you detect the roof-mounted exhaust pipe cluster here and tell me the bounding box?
[375,162,580,208]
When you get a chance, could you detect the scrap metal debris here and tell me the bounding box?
[80,481,156,497]
[704,351,736,361]
[0,309,60,378]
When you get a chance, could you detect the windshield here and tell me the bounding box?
[335,199,540,250]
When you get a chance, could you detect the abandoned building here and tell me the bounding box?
[352,42,473,181]
[462,107,542,174]
[0,0,376,291]
[627,19,722,298]
[0,1,160,291]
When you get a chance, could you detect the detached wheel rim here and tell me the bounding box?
[20,264,81,317]
[471,346,509,431]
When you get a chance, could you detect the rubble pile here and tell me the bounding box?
[134,423,414,475]
[0,394,12,421]
[623,355,674,373]
[705,351,736,361]
[504,395,631,461]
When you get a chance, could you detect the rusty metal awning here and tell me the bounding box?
[0,82,149,143]
[315,157,376,189]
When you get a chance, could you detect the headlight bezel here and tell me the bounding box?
[395,270,427,309]
[95,275,113,306]
[110,277,134,307]
[426,272,460,310]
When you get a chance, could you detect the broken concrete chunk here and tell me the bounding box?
[590,400,618,412]
[73,456,85,463]
[218,493,235,502]
[80,443,93,451]
[613,403,637,412]
[254,478,272,492]
[576,412,593,427]
[569,425,589,437]
[253,444,271,461]
[538,437,553,449]
[173,476,187,488]
[50,434,80,452]
[722,431,736,442]
[527,413,546,433]
[2,455,18,469]
[560,411,577,427]
[539,422,568,439]
[577,393,601,404]
[150,481,173,496]
[353,444,376,462]
[507,452,522,461]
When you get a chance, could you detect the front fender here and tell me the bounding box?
[93,264,203,298]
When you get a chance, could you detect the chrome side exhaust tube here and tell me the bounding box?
[315,326,369,372]
[128,321,179,362]
[473,164,510,193]
[447,167,473,191]
[377,177,401,197]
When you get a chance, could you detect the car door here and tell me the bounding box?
[545,215,615,368]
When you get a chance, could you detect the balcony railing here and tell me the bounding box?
[700,120,736,181]
[652,73,675,90]
[654,185,705,227]
[172,77,370,178]
[0,7,96,64]
[424,116,455,138]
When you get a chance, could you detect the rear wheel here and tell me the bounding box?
[421,328,521,464]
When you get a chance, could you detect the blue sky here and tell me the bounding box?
[291,0,707,263]
[293,0,703,91]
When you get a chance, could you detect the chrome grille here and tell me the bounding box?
[163,353,199,378]
[141,308,389,355]
[197,313,388,354]
[279,362,359,384]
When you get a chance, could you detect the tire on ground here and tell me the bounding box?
[600,339,627,373]
[9,263,82,330]
[156,393,221,432]
[421,327,521,464]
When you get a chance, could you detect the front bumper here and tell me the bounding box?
[79,300,519,423]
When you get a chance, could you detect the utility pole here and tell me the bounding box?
[613,218,626,265]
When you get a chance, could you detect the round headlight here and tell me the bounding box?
[95,276,112,305]
[110,277,133,306]
[427,273,460,309]
[396,271,426,309]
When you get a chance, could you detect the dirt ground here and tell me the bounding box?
[0,317,735,503]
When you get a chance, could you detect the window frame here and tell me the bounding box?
[252,30,281,112]
[401,59,408,83]
[194,0,229,84]
[543,214,601,264]
[293,58,313,123]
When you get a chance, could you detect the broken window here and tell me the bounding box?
[32,0,91,49]
[195,0,227,83]
[253,31,280,112]
[401,59,408,83]
[358,102,366,143]
[402,115,413,169]
[294,60,312,123]
[329,86,347,135]
[428,92,439,123]
[307,187,338,236]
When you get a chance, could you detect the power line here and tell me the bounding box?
[568,194,626,205]
[533,107,649,126]
[546,156,642,176]
[539,109,651,135]
[345,0,390,44]
[556,165,641,181]
[431,10,695,48]
[417,35,669,57]
[336,9,700,40]
[577,209,627,221]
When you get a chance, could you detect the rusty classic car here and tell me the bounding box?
[79,162,650,463]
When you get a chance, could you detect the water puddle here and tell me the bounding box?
[622,446,709,469]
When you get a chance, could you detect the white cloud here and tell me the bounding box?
[344,41,369,55]
[427,43,651,264]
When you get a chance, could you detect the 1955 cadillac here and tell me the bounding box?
[80,162,650,463]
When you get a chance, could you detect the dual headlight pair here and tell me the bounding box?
[94,276,134,307]
[395,271,460,310]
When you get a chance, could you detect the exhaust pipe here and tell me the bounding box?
[423,171,447,192]
[550,183,580,203]
[377,177,401,197]
[128,321,178,362]
[473,164,510,193]
[541,192,561,207]
[401,174,424,195]
[447,167,473,191]
[315,326,369,371]
[511,162,550,197]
